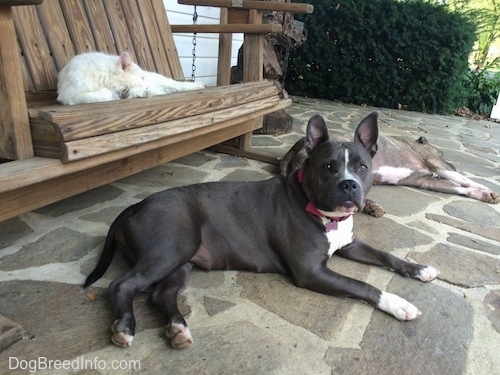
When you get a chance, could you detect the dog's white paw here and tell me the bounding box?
[416,266,439,282]
[111,320,134,347]
[378,292,421,321]
[166,322,193,349]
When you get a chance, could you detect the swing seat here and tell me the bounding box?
[0,0,313,221]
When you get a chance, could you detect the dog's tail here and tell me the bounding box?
[83,204,137,288]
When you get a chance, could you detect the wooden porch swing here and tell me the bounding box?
[0,0,313,222]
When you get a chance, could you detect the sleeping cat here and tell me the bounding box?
[57,52,205,105]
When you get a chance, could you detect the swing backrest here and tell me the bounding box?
[13,0,185,93]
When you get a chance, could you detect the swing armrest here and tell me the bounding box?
[170,23,282,34]
[177,0,314,14]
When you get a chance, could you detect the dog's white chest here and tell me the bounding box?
[322,216,354,257]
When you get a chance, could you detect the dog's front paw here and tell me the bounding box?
[363,199,385,217]
[111,320,134,347]
[378,292,421,321]
[415,266,439,282]
[166,322,193,349]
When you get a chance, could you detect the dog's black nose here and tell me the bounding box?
[339,180,359,194]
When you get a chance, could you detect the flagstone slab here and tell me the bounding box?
[118,164,209,188]
[0,315,23,352]
[0,217,33,249]
[221,169,271,182]
[0,281,178,363]
[324,279,473,375]
[172,152,217,167]
[214,154,251,170]
[237,257,369,341]
[409,243,500,288]
[35,185,124,217]
[0,228,103,271]
[80,206,130,226]
[364,185,441,217]
[485,290,500,333]
[426,213,500,242]
[137,321,327,375]
[443,200,500,227]
[353,215,434,251]
[447,233,500,255]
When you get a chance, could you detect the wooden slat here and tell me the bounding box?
[12,5,58,90]
[59,0,97,55]
[217,7,231,86]
[135,0,169,74]
[102,0,137,60]
[36,0,76,71]
[84,0,117,54]
[178,0,314,13]
[170,23,282,34]
[62,96,280,161]
[149,0,184,79]
[238,9,265,152]
[34,81,279,140]
[120,0,155,71]
[0,1,42,5]
[0,5,33,159]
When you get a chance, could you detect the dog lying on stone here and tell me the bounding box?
[280,113,499,217]
[84,111,438,349]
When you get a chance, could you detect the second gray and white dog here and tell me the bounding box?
[280,112,499,217]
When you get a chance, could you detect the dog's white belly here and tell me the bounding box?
[322,216,354,257]
[374,166,413,184]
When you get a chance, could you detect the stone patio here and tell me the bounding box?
[0,98,499,374]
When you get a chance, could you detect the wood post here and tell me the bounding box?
[0,5,33,160]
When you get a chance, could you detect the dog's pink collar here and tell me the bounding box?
[297,169,351,231]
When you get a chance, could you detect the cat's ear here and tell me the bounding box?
[118,52,133,71]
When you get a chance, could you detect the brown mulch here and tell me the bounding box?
[454,107,499,123]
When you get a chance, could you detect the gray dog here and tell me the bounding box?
[85,112,438,349]
[280,113,499,217]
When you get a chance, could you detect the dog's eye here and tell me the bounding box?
[323,163,332,171]
[359,164,367,172]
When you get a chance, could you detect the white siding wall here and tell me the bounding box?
[163,0,243,86]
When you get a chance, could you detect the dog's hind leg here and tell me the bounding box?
[151,262,195,349]
[108,259,182,348]
[437,170,499,203]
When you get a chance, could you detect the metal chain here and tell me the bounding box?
[280,38,291,86]
[191,5,198,81]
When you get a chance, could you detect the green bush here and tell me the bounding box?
[286,0,477,113]
[462,58,500,116]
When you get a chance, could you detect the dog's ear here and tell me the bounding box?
[416,136,428,145]
[305,114,329,154]
[354,112,378,157]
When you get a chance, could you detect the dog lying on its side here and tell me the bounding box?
[280,113,499,217]
[85,111,438,349]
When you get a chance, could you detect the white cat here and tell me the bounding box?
[57,52,205,105]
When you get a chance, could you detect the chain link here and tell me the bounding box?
[191,6,198,81]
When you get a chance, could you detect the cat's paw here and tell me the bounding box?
[127,86,151,99]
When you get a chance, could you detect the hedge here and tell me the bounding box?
[286,0,477,113]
